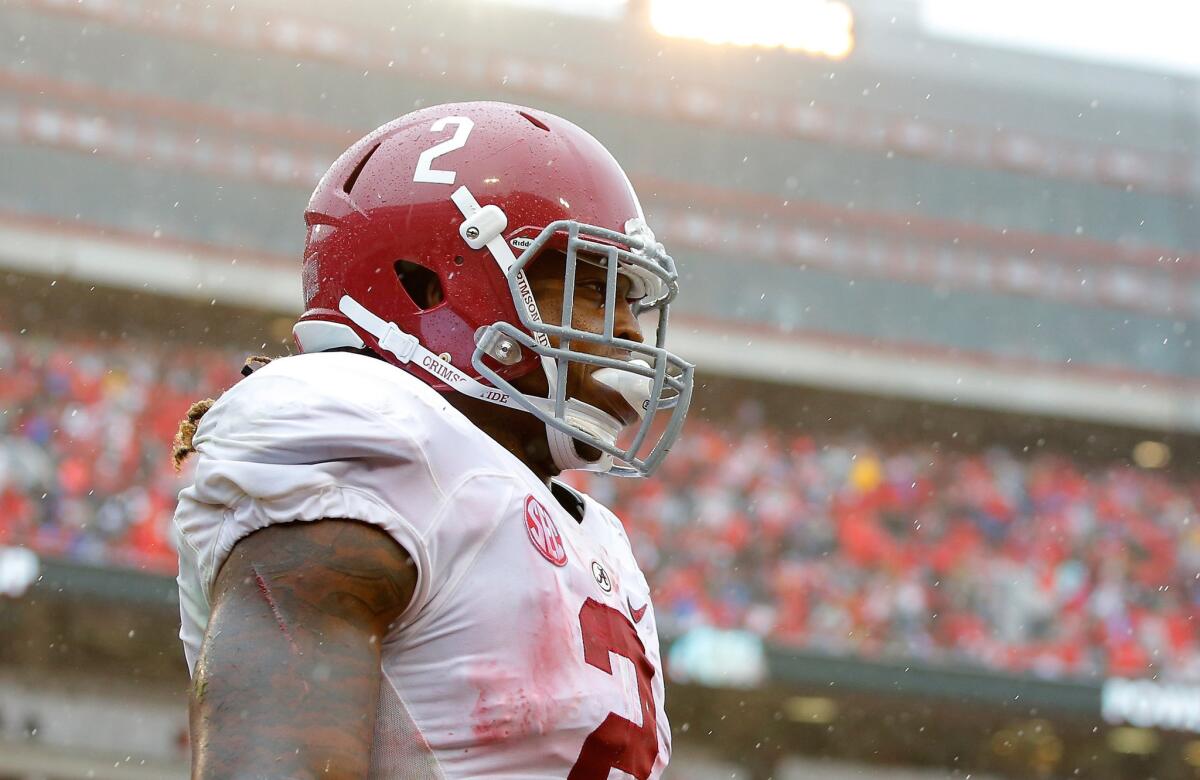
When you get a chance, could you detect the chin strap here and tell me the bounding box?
[542,359,656,472]
[339,295,518,407]
[541,357,615,473]
[338,292,634,473]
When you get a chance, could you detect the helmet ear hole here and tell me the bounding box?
[394,260,444,310]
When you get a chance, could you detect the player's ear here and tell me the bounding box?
[425,277,445,307]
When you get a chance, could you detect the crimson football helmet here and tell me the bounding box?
[294,101,693,477]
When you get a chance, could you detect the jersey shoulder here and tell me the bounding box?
[175,352,507,651]
[194,351,475,467]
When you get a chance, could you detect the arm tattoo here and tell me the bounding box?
[190,519,417,780]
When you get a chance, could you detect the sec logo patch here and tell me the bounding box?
[524,495,567,567]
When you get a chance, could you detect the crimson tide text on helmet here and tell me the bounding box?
[294,101,693,477]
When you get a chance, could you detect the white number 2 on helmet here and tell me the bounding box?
[413,116,475,185]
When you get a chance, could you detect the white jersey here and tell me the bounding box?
[174,351,670,779]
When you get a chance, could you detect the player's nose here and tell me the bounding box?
[614,301,644,345]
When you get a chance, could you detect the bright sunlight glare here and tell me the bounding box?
[649,0,854,58]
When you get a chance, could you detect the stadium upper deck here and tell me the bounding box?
[1,0,1196,429]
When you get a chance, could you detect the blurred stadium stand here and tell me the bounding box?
[1,0,1198,777]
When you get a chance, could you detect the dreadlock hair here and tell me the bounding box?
[171,355,274,472]
[171,398,214,472]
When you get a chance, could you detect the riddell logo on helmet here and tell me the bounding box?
[510,237,534,250]
[524,495,567,566]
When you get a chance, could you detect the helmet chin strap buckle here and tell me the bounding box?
[378,323,420,363]
[339,295,419,363]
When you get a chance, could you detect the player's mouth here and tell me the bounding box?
[585,354,646,429]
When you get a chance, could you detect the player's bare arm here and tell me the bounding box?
[190,519,416,779]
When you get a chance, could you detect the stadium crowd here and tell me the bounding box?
[0,332,232,572]
[2,332,1198,681]
[575,426,1200,682]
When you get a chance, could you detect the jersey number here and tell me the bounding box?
[568,598,659,780]
[413,116,474,184]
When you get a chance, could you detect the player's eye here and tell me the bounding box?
[581,280,609,299]
[578,278,641,310]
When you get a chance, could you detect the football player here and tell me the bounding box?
[171,101,693,778]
